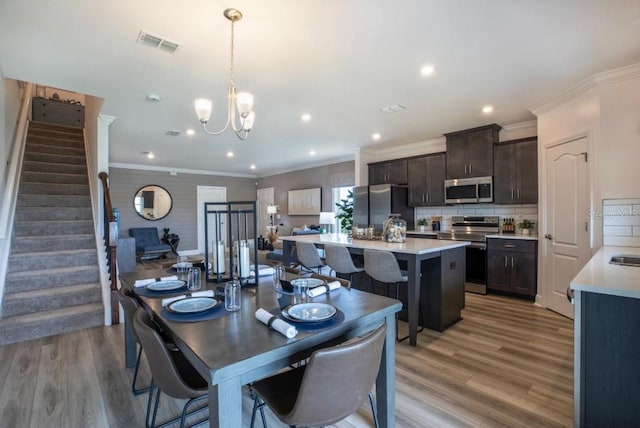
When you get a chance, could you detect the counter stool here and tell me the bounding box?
[363,249,424,342]
[324,244,363,285]
[295,241,326,274]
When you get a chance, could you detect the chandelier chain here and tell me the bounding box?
[230,20,235,88]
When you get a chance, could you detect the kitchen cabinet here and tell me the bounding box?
[444,124,501,179]
[407,153,446,206]
[368,158,408,185]
[487,238,537,298]
[494,137,538,204]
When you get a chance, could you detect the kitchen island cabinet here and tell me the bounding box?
[407,152,446,206]
[444,124,501,179]
[570,246,640,427]
[494,137,538,204]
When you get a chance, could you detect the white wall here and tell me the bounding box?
[0,78,22,203]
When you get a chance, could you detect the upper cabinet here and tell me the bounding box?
[494,137,538,204]
[444,124,501,179]
[407,153,446,206]
[368,158,408,185]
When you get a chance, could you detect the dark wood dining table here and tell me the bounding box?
[120,269,402,428]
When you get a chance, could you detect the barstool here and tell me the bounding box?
[295,241,326,274]
[323,244,363,285]
[363,249,424,342]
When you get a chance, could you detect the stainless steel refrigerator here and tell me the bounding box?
[352,184,414,232]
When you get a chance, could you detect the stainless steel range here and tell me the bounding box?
[438,216,499,294]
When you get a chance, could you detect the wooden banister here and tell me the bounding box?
[99,171,119,324]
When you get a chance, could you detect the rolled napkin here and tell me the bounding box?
[307,280,342,298]
[255,308,298,339]
[134,275,178,288]
[249,265,275,277]
[161,290,215,307]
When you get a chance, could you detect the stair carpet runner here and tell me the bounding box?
[0,121,103,345]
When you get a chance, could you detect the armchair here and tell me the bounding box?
[129,227,172,261]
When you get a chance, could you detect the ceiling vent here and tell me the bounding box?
[137,31,181,54]
[380,104,406,113]
[165,130,181,136]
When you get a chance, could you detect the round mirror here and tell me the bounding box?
[133,185,173,221]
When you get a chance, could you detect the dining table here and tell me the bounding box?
[120,268,402,428]
[281,233,470,346]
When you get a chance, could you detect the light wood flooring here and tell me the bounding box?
[0,292,573,427]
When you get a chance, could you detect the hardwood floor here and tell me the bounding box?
[0,293,573,427]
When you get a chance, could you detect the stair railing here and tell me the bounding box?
[0,82,34,318]
[99,172,119,324]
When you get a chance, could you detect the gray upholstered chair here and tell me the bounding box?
[363,249,423,342]
[133,309,209,428]
[294,241,325,274]
[250,324,387,428]
[117,289,150,396]
[129,227,172,261]
[324,244,364,282]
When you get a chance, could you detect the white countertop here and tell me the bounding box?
[406,230,439,236]
[280,233,469,255]
[486,233,539,241]
[570,246,640,299]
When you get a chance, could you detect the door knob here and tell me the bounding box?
[544,233,553,240]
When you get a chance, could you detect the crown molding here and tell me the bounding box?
[109,162,257,178]
[501,120,537,133]
[531,62,640,116]
[98,114,116,126]
[257,154,355,178]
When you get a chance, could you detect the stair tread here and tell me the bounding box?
[13,233,94,240]
[0,302,102,328]
[4,282,101,301]
[10,248,96,258]
[6,264,99,279]
[15,219,93,224]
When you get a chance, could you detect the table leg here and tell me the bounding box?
[124,319,137,368]
[406,256,421,346]
[376,313,397,428]
[208,376,243,428]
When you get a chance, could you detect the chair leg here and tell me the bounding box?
[145,380,161,428]
[250,395,267,428]
[368,391,380,428]
[132,345,150,395]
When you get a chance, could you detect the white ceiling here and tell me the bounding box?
[1,0,640,177]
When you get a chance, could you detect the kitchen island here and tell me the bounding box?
[570,246,640,427]
[281,233,469,346]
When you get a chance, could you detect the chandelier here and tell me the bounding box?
[194,8,255,141]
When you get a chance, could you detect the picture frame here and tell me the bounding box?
[288,188,322,215]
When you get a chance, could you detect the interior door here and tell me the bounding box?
[542,137,590,318]
[197,186,227,256]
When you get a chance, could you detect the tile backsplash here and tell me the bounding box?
[415,204,538,233]
[601,199,640,247]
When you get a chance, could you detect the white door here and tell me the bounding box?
[197,186,227,256]
[542,137,590,318]
[257,187,275,236]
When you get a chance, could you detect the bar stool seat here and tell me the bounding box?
[363,249,423,342]
[324,244,364,284]
[295,241,326,274]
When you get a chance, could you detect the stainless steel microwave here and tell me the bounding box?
[444,176,493,204]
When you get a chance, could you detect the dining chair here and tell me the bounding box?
[250,324,387,428]
[363,249,424,342]
[324,244,364,283]
[133,308,209,428]
[117,289,150,396]
[294,241,325,274]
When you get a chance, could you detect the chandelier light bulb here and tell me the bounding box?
[236,92,254,116]
[194,98,213,123]
[242,111,255,131]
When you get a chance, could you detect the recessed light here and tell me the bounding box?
[482,105,494,114]
[142,151,154,159]
[186,129,195,136]
[146,94,161,102]
[250,164,256,170]
[309,150,316,156]
[420,65,435,76]
[380,104,406,113]
[301,113,311,122]
[227,151,234,158]
[372,133,381,141]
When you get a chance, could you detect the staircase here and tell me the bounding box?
[0,121,104,345]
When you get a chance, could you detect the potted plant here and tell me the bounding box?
[335,190,353,233]
[163,227,171,238]
[417,218,428,232]
[517,219,536,235]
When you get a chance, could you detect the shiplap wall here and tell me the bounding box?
[108,168,257,252]
[602,199,640,247]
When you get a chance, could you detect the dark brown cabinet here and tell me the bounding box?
[368,158,408,185]
[407,153,446,206]
[444,124,501,179]
[487,238,537,298]
[494,137,538,204]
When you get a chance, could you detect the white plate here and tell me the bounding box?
[289,278,325,289]
[287,303,337,322]
[146,279,186,291]
[167,297,219,314]
[171,262,193,269]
